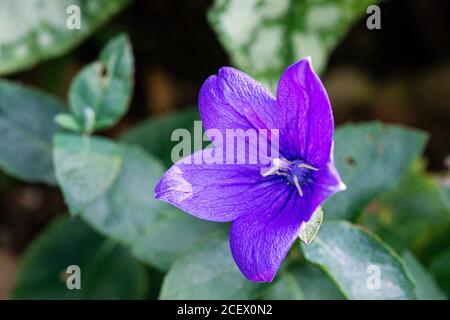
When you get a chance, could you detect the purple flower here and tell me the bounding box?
[154,58,346,282]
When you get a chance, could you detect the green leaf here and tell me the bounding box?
[429,249,450,298]
[325,122,428,220]
[439,180,450,210]
[132,210,222,271]
[0,0,130,75]
[0,171,12,191]
[208,0,377,86]
[53,133,219,271]
[359,163,450,253]
[299,206,323,245]
[402,252,445,300]
[54,113,82,132]
[13,216,148,299]
[160,232,261,299]
[121,107,203,168]
[0,79,64,184]
[303,221,417,300]
[54,133,164,244]
[263,263,344,300]
[0,0,130,74]
[78,145,166,244]
[53,134,122,212]
[68,34,134,132]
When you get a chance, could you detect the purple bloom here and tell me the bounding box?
[154,58,346,282]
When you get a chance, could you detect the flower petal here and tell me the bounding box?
[199,67,280,165]
[311,144,346,213]
[276,58,334,166]
[230,189,310,282]
[154,149,289,222]
[199,67,278,135]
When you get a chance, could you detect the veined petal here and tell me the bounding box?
[154,149,288,222]
[199,67,278,134]
[230,189,310,282]
[198,67,280,165]
[311,142,346,212]
[276,58,334,166]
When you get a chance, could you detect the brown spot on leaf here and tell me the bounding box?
[345,157,357,167]
[99,63,108,78]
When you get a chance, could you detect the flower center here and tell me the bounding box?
[261,158,318,196]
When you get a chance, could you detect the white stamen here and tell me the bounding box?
[298,163,319,171]
[272,158,282,167]
[273,157,291,169]
[293,175,304,197]
[261,157,291,177]
[262,166,279,177]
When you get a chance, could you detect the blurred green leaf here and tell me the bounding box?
[53,133,219,271]
[160,231,261,299]
[0,79,64,184]
[402,252,445,300]
[13,216,148,299]
[359,163,450,253]
[68,34,134,132]
[0,0,130,75]
[121,108,202,168]
[209,0,377,87]
[132,210,222,271]
[53,134,122,213]
[303,221,417,300]
[54,113,82,132]
[325,122,428,220]
[263,263,344,300]
[440,182,450,210]
[0,171,12,191]
[429,249,450,298]
[54,133,165,244]
[416,221,450,265]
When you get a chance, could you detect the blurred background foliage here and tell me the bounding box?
[0,0,449,299]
